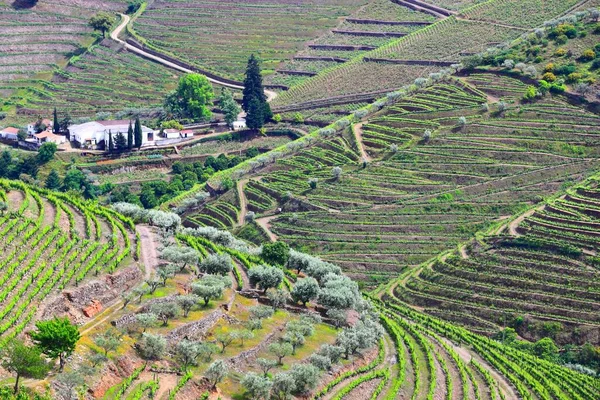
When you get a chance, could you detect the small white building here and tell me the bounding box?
[163,129,181,139]
[27,119,53,136]
[33,131,66,145]
[0,127,19,141]
[69,120,154,149]
[233,119,247,131]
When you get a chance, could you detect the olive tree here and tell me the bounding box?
[267,288,289,310]
[309,354,331,371]
[290,277,319,306]
[198,253,233,276]
[55,370,85,400]
[248,265,284,293]
[241,372,273,400]
[136,313,157,333]
[248,305,274,330]
[137,333,166,361]
[269,342,293,365]
[317,274,360,310]
[271,372,296,400]
[150,302,181,326]
[192,274,231,305]
[257,358,277,377]
[93,328,122,357]
[216,331,238,353]
[205,360,228,389]
[289,364,319,394]
[160,245,199,272]
[198,342,220,362]
[177,294,199,317]
[174,340,203,371]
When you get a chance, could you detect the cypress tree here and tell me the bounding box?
[242,54,265,112]
[242,54,271,129]
[45,169,61,190]
[127,120,133,150]
[115,132,127,151]
[246,97,264,131]
[108,130,114,153]
[53,108,59,134]
[134,117,143,149]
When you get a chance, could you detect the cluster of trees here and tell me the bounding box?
[107,119,143,153]
[243,55,272,130]
[0,143,57,182]
[109,156,241,209]
[494,324,600,375]
[111,202,181,231]
[1,318,80,394]
[240,308,382,399]
[45,166,99,199]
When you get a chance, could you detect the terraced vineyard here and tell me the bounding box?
[271,0,586,109]
[266,0,436,90]
[0,0,126,86]
[398,174,600,342]
[180,74,600,283]
[0,179,136,347]
[131,0,370,80]
[372,296,600,400]
[18,41,181,118]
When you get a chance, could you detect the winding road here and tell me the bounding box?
[111,14,278,102]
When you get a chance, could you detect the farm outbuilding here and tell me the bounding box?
[0,127,19,141]
[233,119,247,131]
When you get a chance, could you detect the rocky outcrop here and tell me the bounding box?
[40,266,142,324]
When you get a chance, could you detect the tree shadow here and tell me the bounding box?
[12,0,38,9]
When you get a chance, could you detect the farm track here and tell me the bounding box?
[255,216,279,242]
[237,179,249,226]
[111,14,277,101]
[353,123,372,162]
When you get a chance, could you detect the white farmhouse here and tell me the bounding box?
[33,131,66,145]
[0,127,19,141]
[69,120,154,149]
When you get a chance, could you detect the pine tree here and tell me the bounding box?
[115,132,127,151]
[53,108,59,134]
[45,169,61,190]
[134,117,143,149]
[108,130,114,153]
[127,120,133,150]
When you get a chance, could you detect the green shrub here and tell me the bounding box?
[581,49,596,61]
[542,72,557,82]
[566,72,582,83]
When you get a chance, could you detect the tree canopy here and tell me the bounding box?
[89,12,115,38]
[1,339,50,394]
[30,317,80,372]
[165,73,214,121]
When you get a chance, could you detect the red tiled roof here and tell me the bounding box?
[2,127,19,134]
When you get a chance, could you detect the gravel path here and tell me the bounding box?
[255,216,279,242]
